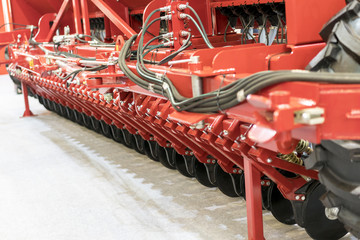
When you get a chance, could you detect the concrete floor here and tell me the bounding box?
[0,75,355,240]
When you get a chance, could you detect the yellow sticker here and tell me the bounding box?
[29,59,34,70]
[116,45,119,51]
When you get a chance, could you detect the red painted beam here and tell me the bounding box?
[80,0,91,38]
[90,0,136,38]
[45,0,71,42]
[72,0,83,34]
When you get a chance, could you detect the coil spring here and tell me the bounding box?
[278,153,304,165]
[296,139,313,155]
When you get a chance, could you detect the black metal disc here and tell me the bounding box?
[46,99,54,111]
[157,146,176,169]
[268,182,296,225]
[41,97,51,111]
[173,150,194,178]
[52,102,61,115]
[58,104,68,118]
[144,141,159,161]
[110,125,125,144]
[100,120,112,138]
[303,182,347,240]
[65,107,76,122]
[238,172,246,199]
[133,134,145,154]
[164,147,176,169]
[73,110,84,126]
[214,163,240,197]
[81,113,93,130]
[261,180,271,211]
[90,116,102,134]
[122,129,136,149]
[194,159,216,188]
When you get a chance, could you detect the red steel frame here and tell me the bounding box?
[2,0,354,239]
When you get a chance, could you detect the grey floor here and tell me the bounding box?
[0,75,355,240]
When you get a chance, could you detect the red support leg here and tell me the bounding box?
[21,82,35,117]
[244,156,265,240]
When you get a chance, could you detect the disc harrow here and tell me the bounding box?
[1,0,360,239]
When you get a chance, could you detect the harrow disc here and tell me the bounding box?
[133,134,145,154]
[172,150,195,178]
[302,182,348,240]
[73,110,84,126]
[144,141,159,161]
[81,113,93,130]
[65,107,76,122]
[100,120,112,138]
[157,146,176,169]
[193,160,216,188]
[122,129,136,149]
[59,104,68,118]
[214,163,241,198]
[90,116,103,134]
[268,182,296,225]
[46,99,54,111]
[109,125,125,144]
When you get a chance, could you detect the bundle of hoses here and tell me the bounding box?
[118,34,360,113]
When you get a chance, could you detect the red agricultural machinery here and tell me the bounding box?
[1,0,360,239]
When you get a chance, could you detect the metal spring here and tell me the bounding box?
[278,153,303,166]
[296,139,313,155]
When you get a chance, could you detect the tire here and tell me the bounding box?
[305,1,360,238]
[307,0,360,73]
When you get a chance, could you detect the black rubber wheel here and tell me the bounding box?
[303,182,348,240]
[110,125,125,144]
[100,120,112,138]
[194,159,216,188]
[158,146,176,169]
[214,163,240,198]
[133,134,145,154]
[90,116,102,134]
[173,150,194,178]
[305,2,360,236]
[268,182,296,225]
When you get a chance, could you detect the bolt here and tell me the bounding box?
[166,143,170,147]
[212,160,216,164]
[150,137,154,140]
[190,152,194,155]
[295,195,300,200]
[266,181,270,186]
[233,169,237,173]
[261,181,265,185]
[207,159,211,163]
[325,207,340,220]
[267,158,272,163]
[223,130,228,135]
[301,196,306,201]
